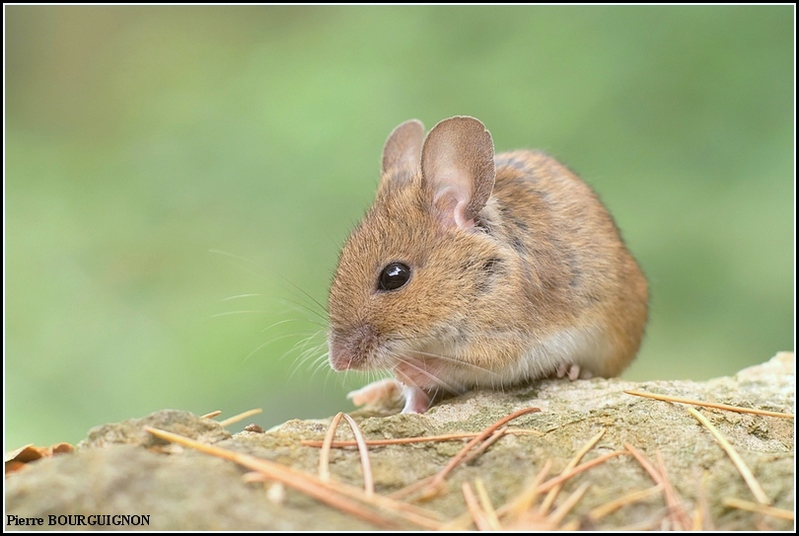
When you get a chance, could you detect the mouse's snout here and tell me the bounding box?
[328,323,380,371]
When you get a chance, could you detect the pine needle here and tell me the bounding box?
[144,426,443,530]
[624,443,690,530]
[301,428,543,448]
[686,407,770,505]
[319,412,346,483]
[537,451,627,493]
[624,390,793,419]
[588,484,663,520]
[547,482,590,525]
[655,451,692,530]
[474,478,502,530]
[462,481,491,530]
[539,429,605,513]
[503,459,553,517]
[218,408,263,427]
[723,497,794,520]
[391,407,540,500]
[341,413,375,497]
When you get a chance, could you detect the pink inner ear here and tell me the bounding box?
[423,146,476,229]
[421,117,495,230]
[433,185,475,230]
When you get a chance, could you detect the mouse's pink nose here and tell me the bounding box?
[328,323,379,371]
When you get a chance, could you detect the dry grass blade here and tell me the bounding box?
[341,413,374,497]
[438,509,476,530]
[462,428,507,464]
[218,408,263,427]
[391,407,540,500]
[301,428,542,448]
[303,432,478,448]
[474,478,502,530]
[201,410,222,419]
[723,497,794,521]
[505,427,545,436]
[462,481,491,531]
[686,407,770,505]
[494,447,624,530]
[692,502,703,531]
[503,510,557,531]
[537,451,626,493]
[547,482,590,525]
[428,407,540,491]
[319,412,345,482]
[624,443,661,485]
[144,426,444,530]
[615,515,668,531]
[388,473,436,500]
[495,460,574,531]
[500,459,552,518]
[655,451,691,530]
[317,411,382,495]
[393,428,510,502]
[624,444,689,530]
[539,429,605,514]
[624,390,794,419]
[588,484,663,520]
[693,470,714,531]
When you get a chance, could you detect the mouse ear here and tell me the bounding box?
[420,116,495,230]
[380,119,425,183]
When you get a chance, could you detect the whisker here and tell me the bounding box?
[208,310,265,319]
[289,344,328,381]
[209,247,327,321]
[208,248,260,265]
[280,297,329,324]
[283,331,328,380]
[282,332,322,361]
[275,275,329,317]
[408,349,500,377]
[390,332,527,344]
[296,343,325,370]
[304,346,336,381]
[395,357,460,395]
[243,340,273,363]
[208,249,263,277]
[220,293,262,301]
[245,330,318,364]
[311,352,333,377]
[259,318,312,334]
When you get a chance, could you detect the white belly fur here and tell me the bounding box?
[471,325,610,388]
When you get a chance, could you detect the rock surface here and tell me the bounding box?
[5,352,795,530]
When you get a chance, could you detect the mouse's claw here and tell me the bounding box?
[555,364,592,380]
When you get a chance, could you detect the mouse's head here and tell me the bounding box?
[327,117,529,390]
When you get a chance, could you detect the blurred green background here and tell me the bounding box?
[5,6,793,449]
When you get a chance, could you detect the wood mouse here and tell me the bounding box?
[327,116,648,413]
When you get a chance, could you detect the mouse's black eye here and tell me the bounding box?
[378,262,412,292]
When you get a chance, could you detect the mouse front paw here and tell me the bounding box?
[347,378,433,414]
[347,378,404,407]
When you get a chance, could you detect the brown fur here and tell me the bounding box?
[328,117,648,412]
